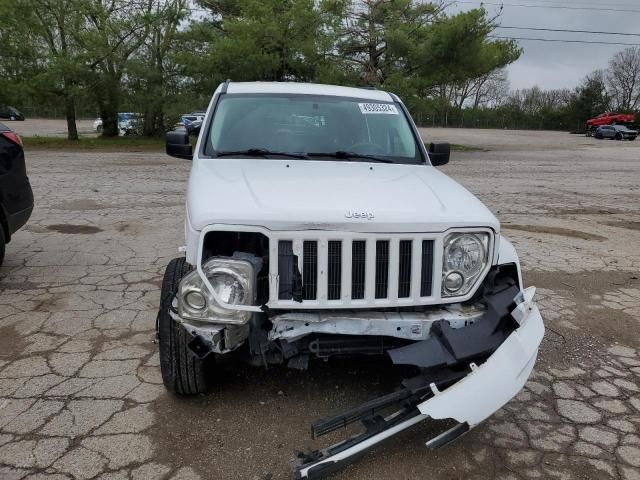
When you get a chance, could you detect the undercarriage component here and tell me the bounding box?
[269,304,486,343]
[306,335,407,359]
[293,284,544,479]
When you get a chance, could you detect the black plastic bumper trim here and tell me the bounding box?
[426,422,469,449]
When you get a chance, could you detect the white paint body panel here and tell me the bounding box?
[226,81,395,101]
[186,159,499,234]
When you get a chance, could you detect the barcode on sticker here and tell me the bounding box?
[358,103,399,115]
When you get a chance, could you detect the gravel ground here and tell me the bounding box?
[0,129,639,480]
[6,118,96,137]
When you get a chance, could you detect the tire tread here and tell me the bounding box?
[158,257,212,395]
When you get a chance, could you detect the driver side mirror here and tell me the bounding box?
[166,130,193,160]
[428,142,450,166]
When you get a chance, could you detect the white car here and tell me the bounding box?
[160,81,545,478]
[93,113,140,135]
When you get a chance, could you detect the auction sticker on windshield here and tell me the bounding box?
[358,103,399,114]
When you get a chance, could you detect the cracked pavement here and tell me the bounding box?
[0,129,639,479]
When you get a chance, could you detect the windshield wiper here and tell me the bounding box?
[307,151,393,163]
[215,148,309,159]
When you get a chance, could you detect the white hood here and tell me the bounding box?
[186,158,499,233]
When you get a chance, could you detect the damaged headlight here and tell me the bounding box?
[442,232,490,297]
[177,257,256,324]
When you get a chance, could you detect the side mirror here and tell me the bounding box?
[428,142,450,166]
[166,130,193,160]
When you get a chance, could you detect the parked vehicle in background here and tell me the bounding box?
[0,123,33,267]
[174,112,206,135]
[185,119,202,136]
[0,106,25,121]
[594,125,638,141]
[180,111,206,127]
[160,81,545,478]
[586,112,636,136]
[93,112,142,136]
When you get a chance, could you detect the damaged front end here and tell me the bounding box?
[292,278,544,479]
[168,226,544,478]
[170,261,544,479]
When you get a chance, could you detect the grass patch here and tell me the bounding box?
[450,143,484,152]
[23,136,165,151]
[424,142,484,152]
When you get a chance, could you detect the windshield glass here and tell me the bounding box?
[206,94,422,164]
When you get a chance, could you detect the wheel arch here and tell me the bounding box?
[497,235,523,289]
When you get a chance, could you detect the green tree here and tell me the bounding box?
[568,71,610,130]
[74,0,153,137]
[0,0,85,139]
[186,0,347,88]
[334,0,442,86]
[127,0,189,136]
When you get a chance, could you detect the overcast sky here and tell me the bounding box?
[446,0,640,91]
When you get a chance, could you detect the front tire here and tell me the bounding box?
[157,257,213,395]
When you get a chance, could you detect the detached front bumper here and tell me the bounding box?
[294,286,544,479]
[416,287,542,426]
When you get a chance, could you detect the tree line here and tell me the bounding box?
[440,48,640,132]
[0,0,520,138]
[0,0,637,138]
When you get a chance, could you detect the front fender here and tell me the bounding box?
[497,235,523,288]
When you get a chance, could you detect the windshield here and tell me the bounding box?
[205,94,423,164]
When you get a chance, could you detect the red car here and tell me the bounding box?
[587,112,635,129]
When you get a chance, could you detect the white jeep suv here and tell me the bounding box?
[160,81,544,478]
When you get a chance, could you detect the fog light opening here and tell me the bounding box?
[444,271,464,293]
[185,291,207,310]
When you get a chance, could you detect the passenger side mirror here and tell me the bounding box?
[428,142,450,166]
[166,130,193,160]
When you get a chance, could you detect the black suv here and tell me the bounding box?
[0,123,33,266]
[0,106,25,121]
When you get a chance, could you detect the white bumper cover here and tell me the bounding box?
[417,287,544,426]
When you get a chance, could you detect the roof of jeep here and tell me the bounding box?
[224,82,395,102]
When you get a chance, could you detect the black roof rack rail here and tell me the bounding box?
[221,79,231,94]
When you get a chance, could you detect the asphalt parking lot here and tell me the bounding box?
[1,126,639,480]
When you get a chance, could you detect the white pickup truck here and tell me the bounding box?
[160,81,545,478]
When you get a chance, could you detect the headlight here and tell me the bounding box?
[441,232,490,297]
[177,257,256,324]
